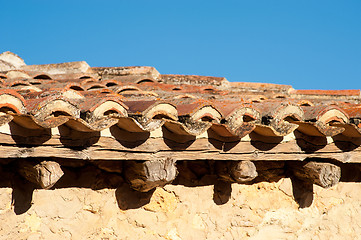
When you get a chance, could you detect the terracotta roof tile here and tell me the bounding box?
[0,52,360,164]
[291,89,361,96]
[20,61,92,75]
[93,66,160,82]
[161,74,230,89]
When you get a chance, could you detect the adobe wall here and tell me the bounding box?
[0,179,360,240]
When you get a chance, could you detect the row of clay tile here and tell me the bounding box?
[3,77,360,108]
[1,59,360,100]
[0,89,360,139]
[2,65,360,102]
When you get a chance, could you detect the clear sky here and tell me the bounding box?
[1,0,360,90]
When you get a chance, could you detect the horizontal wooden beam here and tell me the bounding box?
[0,144,359,163]
[0,125,359,163]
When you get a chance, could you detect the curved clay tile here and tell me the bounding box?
[87,89,114,95]
[291,89,360,96]
[119,100,178,132]
[333,122,361,138]
[341,105,361,119]
[62,90,85,99]
[176,99,222,122]
[48,73,97,81]
[117,117,165,133]
[253,103,304,137]
[297,100,314,107]
[162,100,222,137]
[20,61,91,75]
[190,105,222,122]
[0,90,27,127]
[29,98,80,128]
[163,119,212,136]
[63,97,129,132]
[116,85,141,94]
[79,75,94,79]
[0,90,26,114]
[273,94,287,99]
[160,74,230,89]
[247,95,267,103]
[62,97,126,132]
[141,102,178,121]
[13,91,83,130]
[15,85,43,93]
[80,78,99,84]
[17,71,54,80]
[101,79,121,87]
[28,79,43,85]
[65,83,85,92]
[230,82,292,93]
[32,115,72,129]
[6,70,30,79]
[67,118,119,132]
[339,105,361,137]
[115,88,158,98]
[22,81,80,92]
[33,74,52,80]
[86,83,107,91]
[297,106,349,137]
[7,80,32,88]
[0,73,7,79]
[80,90,118,99]
[136,79,155,84]
[86,99,128,120]
[93,66,160,81]
[211,106,261,139]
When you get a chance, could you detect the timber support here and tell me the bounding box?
[288,161,341,188]
[124,158,178,192]
[17,160,64,189]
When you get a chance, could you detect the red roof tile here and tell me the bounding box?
[0,52,360,158]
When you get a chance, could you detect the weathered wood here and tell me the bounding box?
[288,161,341,188]
[123,158,177,192]
[0,144,359,163]
[216,161,257,183]
[0,124,361,157]
[17,160,64,189]
[0,123,360,163]
[213,180,232,205]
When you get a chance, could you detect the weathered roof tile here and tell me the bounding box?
[0,51,360,153]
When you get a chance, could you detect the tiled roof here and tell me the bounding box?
[0,51,360,193]
[0,54,360,140]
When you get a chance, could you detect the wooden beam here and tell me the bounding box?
[288,161,341,188]
[0,144,359,163]
[123,158,177,192]
[17,160,64,189]
[216,160,258,183]
[0,124,360,163]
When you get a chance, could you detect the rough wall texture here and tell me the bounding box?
[0,179,360,240]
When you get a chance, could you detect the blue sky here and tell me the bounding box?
[1,0,360,90]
